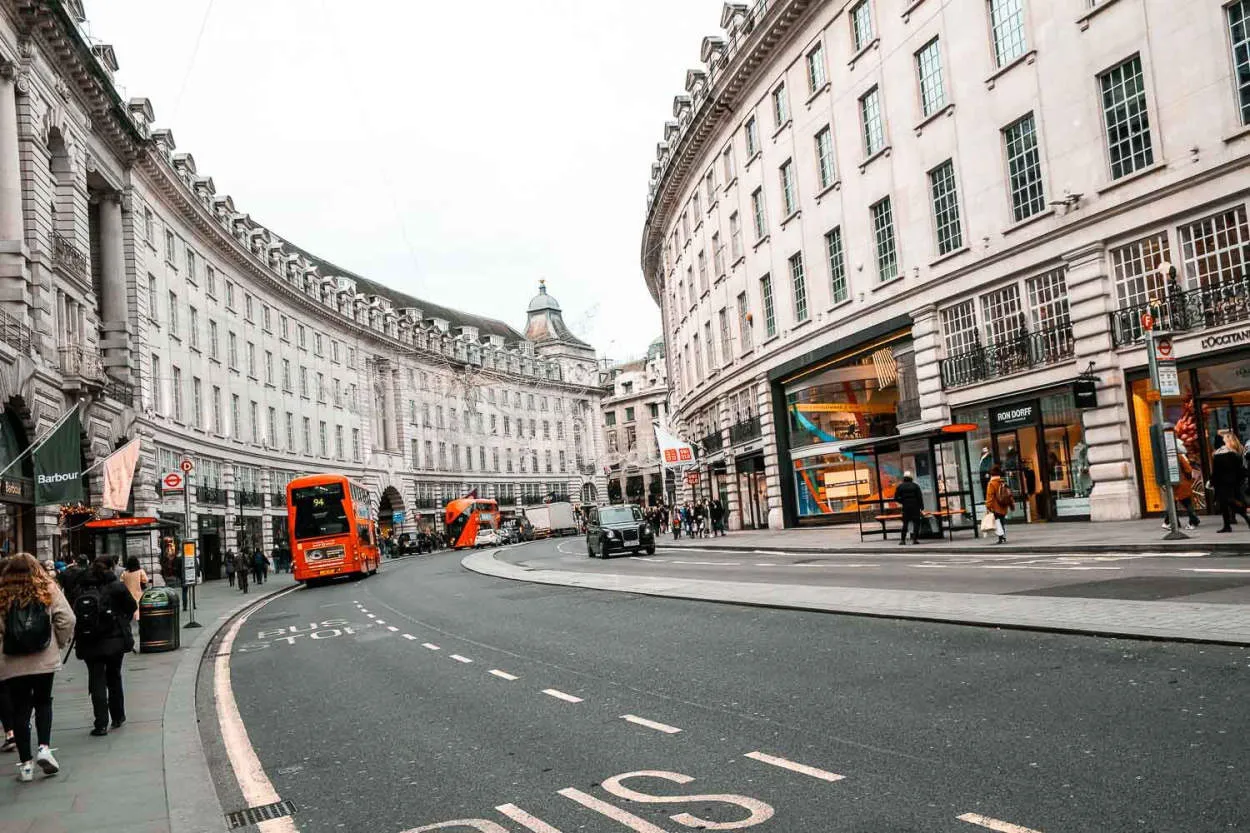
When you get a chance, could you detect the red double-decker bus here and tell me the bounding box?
[287,474,380,583]
[445,497,499,549]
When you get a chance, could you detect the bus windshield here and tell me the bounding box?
[291,482,351,539]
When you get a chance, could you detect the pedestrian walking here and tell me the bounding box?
[671,506,682,540]
[224,553,235,587]
[260,549,270,583]
[1170,444,1201,531]
[0,553,76,783]
[709,498,726,536]
[56,554,88,602]
[1212,430,1250,533]
[894,471,925,545]
[73,558,137,736]
[120,557,147,654]
[985,465,1015,544]
[234,551,251,594]
[251,549,264,586]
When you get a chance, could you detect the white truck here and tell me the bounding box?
[523,502,578,538]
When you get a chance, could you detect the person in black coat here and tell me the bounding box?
[894,471,926,545]
[74,558,138,736]
[1212,431,1250,533]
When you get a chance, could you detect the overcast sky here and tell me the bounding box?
[85,0,723,361]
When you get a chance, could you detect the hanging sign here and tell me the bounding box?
[161,471,185,493]
[1072,378,1099,409]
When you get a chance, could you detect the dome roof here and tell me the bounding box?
[527,280,562,314]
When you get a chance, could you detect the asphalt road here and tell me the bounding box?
[501,538,1250,604]
[205,552,1250,833]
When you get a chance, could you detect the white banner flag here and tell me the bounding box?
[654,423,697,471]
[101,438,141,511]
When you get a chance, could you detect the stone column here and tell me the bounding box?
[911,304,948,427]
[1064,243,1139,521]
[222,463,237,557]
[724,452,742,531]
[755,375,785,530]
[0,66,27,322]
[97,194,130,377]
[260,468,273,558]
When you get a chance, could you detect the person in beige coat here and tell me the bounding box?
[0,553,76,782]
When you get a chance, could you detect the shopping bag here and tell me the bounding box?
[979,511,996,534]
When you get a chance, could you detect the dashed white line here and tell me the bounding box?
[422,643,441,651]
[744,751,844,782]
[620,714,682,734]
[489,669,519,681]
[542,688,583,703]
[386,626,399,632]
[450,654,473,664]
[957,813,1045,833]
[402,634,417,640]
[375,619,386,624]
[671,560,740,566]
[359,609,369,613]
[1184,568,1250,574]
[365,613,376,618]
[496,804,563,832]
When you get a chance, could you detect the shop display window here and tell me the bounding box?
[792,451,875,520]
[785,354,899,449]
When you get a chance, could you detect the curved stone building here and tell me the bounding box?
[0,1,607,570]
[642,0,1250,530]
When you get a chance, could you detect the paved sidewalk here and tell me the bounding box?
[659,517,1250,555]
[0,573,295,833]
[463,549,1250,645]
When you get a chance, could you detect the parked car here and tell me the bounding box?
[586,504,655,558]
[474,527,501,548]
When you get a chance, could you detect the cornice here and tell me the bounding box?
[640,0,818,303]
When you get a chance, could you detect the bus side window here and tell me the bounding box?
[358,520,371,546]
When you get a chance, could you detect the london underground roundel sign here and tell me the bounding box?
[162,471,184,492]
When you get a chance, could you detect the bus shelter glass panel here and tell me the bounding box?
[792,451,873,521]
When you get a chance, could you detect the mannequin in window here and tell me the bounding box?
[978,447,993,492]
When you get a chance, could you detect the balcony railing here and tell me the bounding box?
[199,486,226,506]
[895,397,922,424]
[51,231,88,280]
[269,492,286,508]
[0,306,31,352]
[236,489,263,508]
[103,378,136,405]
[699,430,724,455]
[1110,276,1250,346]
[940,323,1075,389]
[413,496,439,509]
[728,416,762,445]
[58,344,105,384]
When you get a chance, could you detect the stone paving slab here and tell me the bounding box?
[658,517,1250,554]
[0,574,295,833]
[462,549,1250,645]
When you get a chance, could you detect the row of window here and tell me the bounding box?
[409,440,569,476]
[937,203,1250,358]
[411,403,569,442]
[603,402,663,427]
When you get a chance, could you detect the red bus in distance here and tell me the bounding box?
[287,474,380,584]
[445,498,499,549]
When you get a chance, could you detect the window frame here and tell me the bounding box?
[1098,54,1156,181]
[860,86,886,157]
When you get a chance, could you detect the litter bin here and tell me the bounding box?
[138,587,181,653]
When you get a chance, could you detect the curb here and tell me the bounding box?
[461,549,1250,646]
[165,580,299,833]
[651,541,1246,556]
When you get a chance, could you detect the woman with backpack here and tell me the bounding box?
[985,465,1016,545]
[74,558,137,736]
[0,553,76,782]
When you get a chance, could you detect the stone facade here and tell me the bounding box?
[600,338,670,505]
[0,2,606,567]
[641,0,1250,529]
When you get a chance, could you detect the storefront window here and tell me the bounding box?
[792,450,875,520]
[954,388,1091,522]
[785,352,899,448]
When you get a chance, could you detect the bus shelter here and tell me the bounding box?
[843,424,981,541]
[83,516,181,577]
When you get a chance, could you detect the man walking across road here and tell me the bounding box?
[894,471,925,545]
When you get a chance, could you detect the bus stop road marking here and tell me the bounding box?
[957,813,1045,833]
[423,643,441,650]
[489,669,518,681]
[402,634,417,640]
[744,751,844,782]
[451,654,474,663]
[620,715,681,734]
[543,689,583,703]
